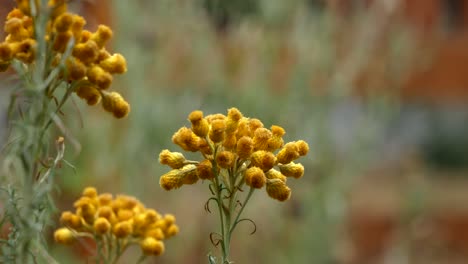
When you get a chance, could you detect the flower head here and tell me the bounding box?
[54,187,178,259]
[158,107,309,202]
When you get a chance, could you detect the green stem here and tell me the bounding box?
[229,188,254,236]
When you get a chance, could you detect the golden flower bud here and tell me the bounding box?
[236,118,251,138]
[72,40,99,64]
[250,150,276,172]
[75,85,101,106]
[146,228,165,240]
[180,164,199,185]
[60,211,82,229]
[82,186,98,198]
[196,159,214,180]
[226,107,242,134]
[266,179,291,202]
[98,193,113,206]
[159,170,183,191]
[54,228,74,244]
[113,221,133,238]
[245,167,266,189]
[216,151,235,169]
[91,25,113,48]
[189,111,210,138]
[265,168,287,183]
[198,138,213,155]
[295,140,309,156]
[223,133,237,150]
[0,42,13,61]
[172,127,200,152]
[166,224,179,238]
[248,118,264,133]
[53,31,72,53]
[94,217,111,234]
[209,119,226,143]
[99,53,127,74]
[253,128,272,151]
[87,65,113,90]
[117,209,133,222]
[66,57,86,81]
[101,91,130,118]
[236,136,253,159]
[278,162,304,179]
[164,214,176,226]
[159,149,186,169]
[71,15,86,41]
[54,13,73,32]
[140,237,165,256]
[266,125,285,151]
[276,142,300,164]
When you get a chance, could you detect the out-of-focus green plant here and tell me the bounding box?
[0,0,129,262]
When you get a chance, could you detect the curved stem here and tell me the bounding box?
[229,188,255,236]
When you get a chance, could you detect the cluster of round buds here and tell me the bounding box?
[0,0,130,118]
[159,107,309,201]
[54,187,179,258]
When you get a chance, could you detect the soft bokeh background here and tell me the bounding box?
[2,0,468,263]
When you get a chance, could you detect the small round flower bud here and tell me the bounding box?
[295,140,309,156]
[82,186,98,198]
[253,128,272,151]
[71,15,86,41]
[166,224,179,237]
[140,237,165,256]
[196,159,214,180]
[113,221,133,238]
[94,217,111,234]
[159,170,183,191]
[245,167,266,188]
[117,209,134,221]
[198,139,213,155]
[54,228,74,244]
[266,125,285,151]
[250,151,277,172]
[54,13,74,32]
[146,228,165,240]
[266,179,291,202]
[278,162,304,179]
[164,214,176,226]
[223,133,237,150]
[60,211,82,229]
[0,43,13,61]
[209,119,226,143]
[180,165,199,185]
[216,151,235,169]
[236,136,253,159]
[99,53,127,74]
[226,107,242,133]
[276,142,300,164]
[172,127,200,152]
[91,25,113,48]
[72,40,99,64]
[75,85,101,106]
[159,149,186,169]
[189,111,210,137]
[98,193,113,206]
[112,98,130,118]
[265,169,287,182]
[66,57,86,81]
[236,118,251,138]
[87,65,113,90]
[248,118,264,133]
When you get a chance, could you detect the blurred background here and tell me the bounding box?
[2,0,468,263]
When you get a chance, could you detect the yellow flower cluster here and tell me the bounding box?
[0,0,130,118]
[159,108,309,201]
[54,187,179,257]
